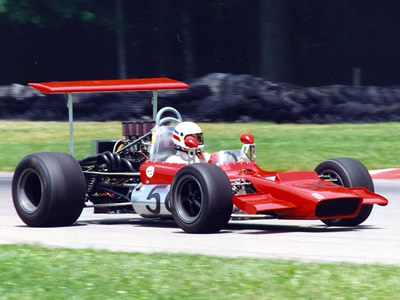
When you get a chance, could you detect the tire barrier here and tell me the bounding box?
[2,73,400,123]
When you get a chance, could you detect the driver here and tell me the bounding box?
[166,121,210,163]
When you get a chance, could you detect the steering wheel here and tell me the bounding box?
[155,107,182,126]
[223,151,238,163]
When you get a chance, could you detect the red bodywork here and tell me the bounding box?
[139,160,388,220]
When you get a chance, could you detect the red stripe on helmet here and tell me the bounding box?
[172,134,180,142]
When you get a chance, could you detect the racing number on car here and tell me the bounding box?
[164,192,172,212]
[145,186,172,214]
[146,187,161,214]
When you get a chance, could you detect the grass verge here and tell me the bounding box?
[1,244,399,300]
[1,121,399,172]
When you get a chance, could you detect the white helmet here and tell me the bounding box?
[172,121,204,152]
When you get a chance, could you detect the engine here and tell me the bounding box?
[79,121,155,213]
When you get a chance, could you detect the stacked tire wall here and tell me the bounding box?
[1,73,400,123]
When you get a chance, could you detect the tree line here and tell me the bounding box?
[1,0,400,86]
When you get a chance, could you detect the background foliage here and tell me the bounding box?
[1,0,400,86]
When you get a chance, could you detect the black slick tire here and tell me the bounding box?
[12,152,86,227]
[170,163,233,233]
[315,157,373,226]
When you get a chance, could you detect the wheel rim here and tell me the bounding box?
[319,168,345,186]
[17,168,43,213]
[175,175,203,223]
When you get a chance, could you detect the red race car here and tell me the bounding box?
[12,78,388,233]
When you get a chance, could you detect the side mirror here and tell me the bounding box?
[240,132,254,144]
[184,136,199,148]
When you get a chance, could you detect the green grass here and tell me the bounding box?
[0,244,399,300]
[0,121,121,172]
[1,121,400,171]
[1,123,400,298]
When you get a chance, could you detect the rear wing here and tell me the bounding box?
[29,78,189,156]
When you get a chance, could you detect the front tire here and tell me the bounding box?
[12,152,86,227]
[171,164,233,233]
[315,157,373,226]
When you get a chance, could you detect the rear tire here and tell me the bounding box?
[315,157,373,226]
[12,152,86,227]
[171,164,233,233]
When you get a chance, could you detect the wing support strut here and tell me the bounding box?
[66,93,74,156]
[28,78,188,157]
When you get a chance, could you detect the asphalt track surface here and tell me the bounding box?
[1,172,399,265]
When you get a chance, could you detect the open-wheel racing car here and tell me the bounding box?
[12,78,388,233]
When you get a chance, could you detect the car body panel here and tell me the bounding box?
[135,159,388,221]
[140,161,185,185]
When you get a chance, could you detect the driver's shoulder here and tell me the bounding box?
[165,154,187,164]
